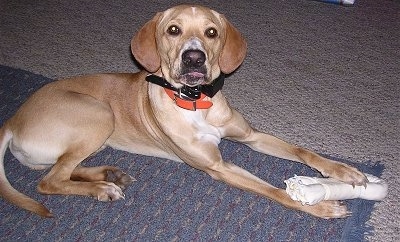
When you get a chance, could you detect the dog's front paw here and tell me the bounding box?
[322,161,368,187]
[95,181,125,201]
[106,169,135,190]
[305,200,351,219]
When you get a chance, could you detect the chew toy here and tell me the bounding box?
[285,173,387,205]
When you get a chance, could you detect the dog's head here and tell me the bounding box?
[131,5,247,88]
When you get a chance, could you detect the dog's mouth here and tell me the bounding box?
[179,71,207,87]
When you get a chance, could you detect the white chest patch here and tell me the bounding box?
[181,109,221,145]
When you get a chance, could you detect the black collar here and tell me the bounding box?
[145,73,225,100]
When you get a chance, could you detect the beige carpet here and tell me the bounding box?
[0,0,398,241]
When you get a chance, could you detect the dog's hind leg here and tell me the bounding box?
[37,153,125,202]
[71,165,135,190]
[3,88,124,215]
[36,136,128,201]
[35,103,126,201]
[7,89,126,202]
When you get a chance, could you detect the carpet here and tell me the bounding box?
[0,65,384,241]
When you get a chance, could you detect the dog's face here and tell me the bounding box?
[156,6,224,87]
[132,5,247,88]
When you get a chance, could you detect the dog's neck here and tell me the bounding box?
[145,73,225,111]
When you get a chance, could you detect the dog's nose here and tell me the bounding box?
[182,50,206,68]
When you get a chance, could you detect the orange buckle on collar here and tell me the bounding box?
[164,88,213,111]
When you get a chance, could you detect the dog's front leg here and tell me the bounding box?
[222,109,368,187]
[181,141,350,219]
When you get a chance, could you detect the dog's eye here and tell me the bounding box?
[205,27,218,38]
[167,25,181,36]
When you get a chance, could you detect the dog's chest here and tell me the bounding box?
[181,110,221,145]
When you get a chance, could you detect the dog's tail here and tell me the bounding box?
[0,126,53,217]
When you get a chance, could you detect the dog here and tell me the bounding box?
[0,5,367,219]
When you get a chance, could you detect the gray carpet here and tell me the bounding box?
[0,0,398,241]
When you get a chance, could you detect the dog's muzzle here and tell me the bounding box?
[180,49,207,86]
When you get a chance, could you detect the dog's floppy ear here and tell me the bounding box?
[219,16,247,74]
[131,13,161,73]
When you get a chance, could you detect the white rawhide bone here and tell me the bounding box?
[284,174,388,205]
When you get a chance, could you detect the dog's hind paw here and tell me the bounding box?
[106,169,136,190]
[95,181,125,202]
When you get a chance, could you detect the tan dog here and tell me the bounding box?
[0,5,367,219]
